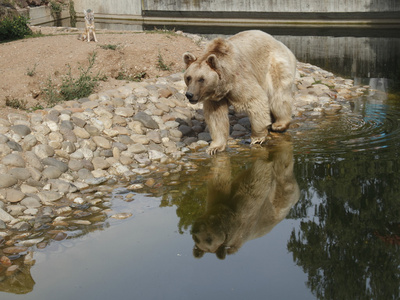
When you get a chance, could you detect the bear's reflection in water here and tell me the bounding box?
[191,139,300,259]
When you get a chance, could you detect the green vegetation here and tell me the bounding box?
[100,44,118,51]
[69,0,77,27]
[0,14,32,41]
[42,52,104,106]
[312,79,335,89]
[26,63,37,77]
[5,96,27,110]
[41,77,63,107]
[116,70,146,82]
[157,53,171,71]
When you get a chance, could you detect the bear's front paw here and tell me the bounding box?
[206,143,226,155]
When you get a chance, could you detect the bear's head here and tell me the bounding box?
[191,215,228,259]
[183,52,230,104]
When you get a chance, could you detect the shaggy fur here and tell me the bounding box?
[191,139,300,259]
[183,30,297,154]
[79,9,98,42]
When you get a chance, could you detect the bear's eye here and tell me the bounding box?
[198,77,205,83]
[186,76,192,83]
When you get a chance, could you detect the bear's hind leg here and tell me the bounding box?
[270,90,293,132]
[204,99,230,155]
[246,98,272,145]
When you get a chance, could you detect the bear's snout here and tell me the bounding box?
[185,92,193,100]
[185,92,198,104]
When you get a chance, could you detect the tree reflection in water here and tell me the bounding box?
[288,152,400,299]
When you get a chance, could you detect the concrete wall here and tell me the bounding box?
[143,0,400,13]
[73,0,141,16]
[73,0,400,17]
[24,6,70,26]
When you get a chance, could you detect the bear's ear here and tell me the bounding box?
[193,246,205,259]
[183,52,197,67]
[206,54,219,70]
[216,245,227,260]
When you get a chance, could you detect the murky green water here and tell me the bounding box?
[1,31,400,299]
[2,95,399,300]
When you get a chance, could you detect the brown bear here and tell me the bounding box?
[183,30,297,154]
[191,138,300,259]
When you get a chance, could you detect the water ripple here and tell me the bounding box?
[292,99,400,159]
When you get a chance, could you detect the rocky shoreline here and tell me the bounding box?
[0,60,367,275]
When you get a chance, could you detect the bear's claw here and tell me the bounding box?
[250,137,266,145]
[206,144,226,155]
[206,147,220,155]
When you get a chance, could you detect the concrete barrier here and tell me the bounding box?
[23,6,70,26]
[71,0,400,27]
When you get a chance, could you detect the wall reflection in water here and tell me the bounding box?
[191,139,300,259]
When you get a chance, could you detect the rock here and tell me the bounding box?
[73,127,91,139]
[147,130,162,143]
[72,220,92,225]
[6,189,25,203]
[129,144,147,154]
[10,124,31,136]
[42,157,69,173]
[21,134,38,151]
[0,208,15,222]
[37,191,63,203]
[92,136,112,149]
[145,178,156,187]
[0,143,12,156]
[92,157,110,170]
[12,221,31,231]
[110,212,132,220]
[6,265,19,276]
[178,124,193,136]
[53,232,67,241]
[2,153,25,167]
[7,205,25,216]
[127,183,144,190]
[33,144,55,159]
[7,140,23,151]
[85,177,107,185]
[115,107,134,117]
[42,166,63,179]
[133,112,159,129]
[21,197,41,208]
[24,208,38,215]
[24,251,35,265]
[0,255,11,266]
[0,174,18,188]
[24,151,43,171]
[149,150,166,161]
[198,132,211,142]
[3,246,28,254]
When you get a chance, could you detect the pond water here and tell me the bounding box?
[1,28,400,299]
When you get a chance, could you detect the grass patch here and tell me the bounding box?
[157,53,172,71]
[100,44,118,50]
[5,97,27,110]
[60,52,102,100]
[116,70,146,82]
[26,63,38,77]
[41,52,104,106]
[5,97,26,110]
[312,79,335,89]
[41,77,63,107]
[146,27,177,36]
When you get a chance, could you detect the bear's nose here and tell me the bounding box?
[185,92,194,100]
